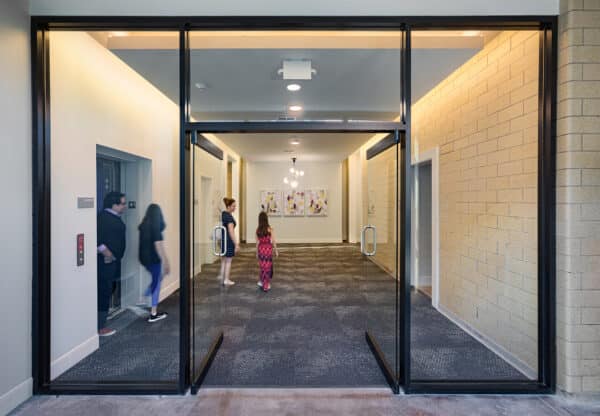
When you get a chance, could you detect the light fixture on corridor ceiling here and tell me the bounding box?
[283,157,304,189]
[194,82,208,91]
[287,83,302,91]
[108,31,128,37]
[289,105,303,112]
[290,139,300,145]
[277,60,317,80]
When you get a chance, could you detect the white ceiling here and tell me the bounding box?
[89,31,497,161]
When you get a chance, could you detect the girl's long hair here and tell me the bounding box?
[256,211,270,238]
[139,203,166,233]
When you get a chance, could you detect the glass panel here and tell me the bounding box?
[189,31,402,122]
[365,140,399,381]
[49,30,180,383]
[410,30,539,381]
[191,138,227,385]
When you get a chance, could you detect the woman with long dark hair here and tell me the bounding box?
[256,211,278,292]
[139,203,170,322]
[219,197,240,286]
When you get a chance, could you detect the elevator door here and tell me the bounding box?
[96,156,122,314]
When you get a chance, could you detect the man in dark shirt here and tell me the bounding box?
[97,192,127,336]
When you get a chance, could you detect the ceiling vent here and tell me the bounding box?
[277,60,317,80]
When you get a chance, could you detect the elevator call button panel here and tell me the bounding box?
[77,233,84,266]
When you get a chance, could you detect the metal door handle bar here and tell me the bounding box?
[213,225,227,256]
[361,225,377,256]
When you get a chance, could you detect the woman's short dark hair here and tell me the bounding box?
[103,192,125,209]
[223,197,236,208]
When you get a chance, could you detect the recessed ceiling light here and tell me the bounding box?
[195,82,207,90]
[287,83,301,92]
[289,105,303,112]
[290,139,300,145]
[109,31,128,37]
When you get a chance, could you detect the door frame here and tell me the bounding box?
[30,15,556,396]
[411,147,440,309]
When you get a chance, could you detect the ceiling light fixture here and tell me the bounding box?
[290,139,300,145]
[194,82,208,90]
[109,31,128,37]
[289,105,303,112]
[287,83,302,92]
[283,157,304,188]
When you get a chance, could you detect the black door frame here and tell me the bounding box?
[31,15,556,396]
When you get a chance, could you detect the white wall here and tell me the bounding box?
[29,0,558,16]
[50,31,180,378]
[0,0,33,413]
[245,161,342,243]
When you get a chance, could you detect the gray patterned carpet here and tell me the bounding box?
[56,244,528,385]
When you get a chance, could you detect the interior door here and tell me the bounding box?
[190,132,225,393]
[363,131,401,393]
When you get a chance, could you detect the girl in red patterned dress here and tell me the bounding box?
[256,211,278,292]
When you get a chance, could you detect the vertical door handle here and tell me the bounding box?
[361,225,377,256]
[213,225,227,256]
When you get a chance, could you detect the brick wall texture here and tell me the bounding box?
[557,0,600,394]
[412,30,540,374]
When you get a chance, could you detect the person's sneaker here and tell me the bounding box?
[223,279,235,286]
[98,328,116,337]
[148,312,168,323]
[257,281,263,287]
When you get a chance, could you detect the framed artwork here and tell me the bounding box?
[260,190,282,216]
[306,189,328,216]
[284,189,305,216]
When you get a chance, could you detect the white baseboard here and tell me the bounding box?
[247,238,343,244]
[0,378,32,416]
[159,279,180,302]
[51,334,99,380]
[437,304,537,380]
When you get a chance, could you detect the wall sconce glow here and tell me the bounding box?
[289,105,303,112]
[287,83,302,91]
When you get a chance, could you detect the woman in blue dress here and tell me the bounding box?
[218,197,239,286]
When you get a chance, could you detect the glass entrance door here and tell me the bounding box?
[190,132,225,392]
[363,132,401,392]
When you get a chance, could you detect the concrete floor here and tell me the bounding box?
[10,389,600,416]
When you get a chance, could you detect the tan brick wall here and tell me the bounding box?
[557,0,600,394]
[412,31,540,373]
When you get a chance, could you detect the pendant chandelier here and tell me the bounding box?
[283,157,304,189]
